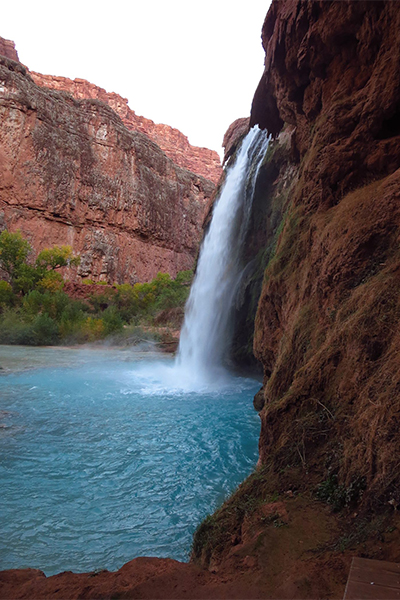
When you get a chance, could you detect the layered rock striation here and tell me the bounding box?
[0,37,18,62]
[30,71,222,184]
[251,0,400,505]
[2,2,400,598]
[192,0,400,594]
[0,49,216,283]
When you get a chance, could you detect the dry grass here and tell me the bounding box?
[254,169,400,509]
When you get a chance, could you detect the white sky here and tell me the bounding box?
[1,1,271,158]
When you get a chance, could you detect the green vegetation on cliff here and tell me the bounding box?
[0,230,192,346]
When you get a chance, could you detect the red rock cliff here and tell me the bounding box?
[192,0,400,594]
[0,53,215,283]
[0,37,18,62]
[3,5,400,598]
[30,72,222,184]
[251,0,400,503]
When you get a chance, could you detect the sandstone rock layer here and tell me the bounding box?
[191,1,400,594]
[0,37,18,62]
[250,0,400,507]
[222,117,249,164]
[0,54,215,283]
[30,72,222,184]
[3,2,400,597]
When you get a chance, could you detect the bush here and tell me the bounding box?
[12,263,41,294]
[0,281,14,308]
[115,270,193,321]
[58,302,87,342]
[88,287,117,312]
[316,474,366,511]
[36,245,80,272]
[30,314,60,345]
[0,308,36,345]
[81,317,105,342]
[0,231,81,293]
[0,230,31,284]
[23,290,70,321]
[0,232,193,347]
[102,306,124,336]
[37,270,65,293]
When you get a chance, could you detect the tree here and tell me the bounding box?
[0,231,80,294]
[37,270,65,293]
[0,230,32,281]
[12,263,41,294]
[0,280,13,307]
[36,245,80,273]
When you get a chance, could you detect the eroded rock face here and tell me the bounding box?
[249,0,400,507]
[30,72,222,184]
[251,0,400,202]
[0,37,18,62]
[0,53,215,283]
[222,117,250,164]
[188,2,400,586]
[2,4,400,598]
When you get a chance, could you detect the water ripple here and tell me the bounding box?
[0,348,260,575]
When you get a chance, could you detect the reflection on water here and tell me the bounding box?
[0,345,260,575]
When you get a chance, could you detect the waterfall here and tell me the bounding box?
[176,126,270,386]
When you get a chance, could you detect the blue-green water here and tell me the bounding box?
[0,346,260,575]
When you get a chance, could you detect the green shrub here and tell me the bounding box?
[30,314,60,345]
[0,231,80,294]
[58,302,87,342]
[102,306,124,336]
[114,270,193,323]
[154,283,190,310]
[81,317,105,341]
[0,232,193,346]
[0,280,14,308]
[0,309,36,345]
[12,263,41,294]
[316,474,366,511]
[36,245,80,272]
[37,270,65,293]
[88,288,117,312]
[0,230,31,285]
[23,290,70,321]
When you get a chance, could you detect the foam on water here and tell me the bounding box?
[128,359,235,395]
[0,346,260,575]
[0,127,271,574]
[176,127,270,387]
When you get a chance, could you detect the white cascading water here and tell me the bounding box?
[0,130,270,574]
[175,126,270,387]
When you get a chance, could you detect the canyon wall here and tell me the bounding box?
[0,46,217,284]
[30,72,222,184]
[251,0,400,505]
[0,37,18,62]
[2,4,400,597]
[193,0,400,593]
